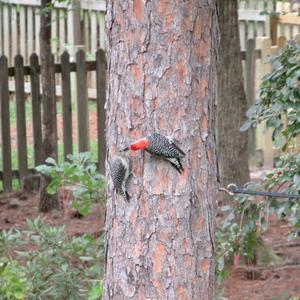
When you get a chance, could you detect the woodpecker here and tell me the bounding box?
[110,155,131,202]
[121,133,185,173]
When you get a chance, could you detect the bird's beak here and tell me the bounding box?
[119,146,130,152]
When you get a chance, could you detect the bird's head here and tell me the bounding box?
[120,137,149,152]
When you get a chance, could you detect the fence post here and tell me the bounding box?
[27,7,34,58]
[270,16,279,45]
[96,49,106,174]
[239,0,247,50]
[35,7,40,55]
[3,5,9,59]
[0,56,12,191]
[61,51,73,158]
[30,53,43,166]
[99,12,105,49]
[245,38,256,156]
[20,6,26,64]
[11,6,18,61]
[15,55,28,181]
[76,50,89,152]
[256,37,274,168]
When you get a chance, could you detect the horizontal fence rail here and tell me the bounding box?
[0,49,106,192]
[238,0,300,49]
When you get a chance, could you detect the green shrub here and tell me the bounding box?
[241,42,300,150]
[0,217,104,299]
[36,152,106,216]
[0,257,29,300]
[216,41,300,284]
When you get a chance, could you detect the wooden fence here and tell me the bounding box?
[0,49,106,191]
[1,36,300,190]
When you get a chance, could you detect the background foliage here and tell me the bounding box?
[0,217,104,299]
[217,41,300,283]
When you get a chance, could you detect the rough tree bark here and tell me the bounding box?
[216,0,250,204]
[39,0,59,212]
[104,1,219,299]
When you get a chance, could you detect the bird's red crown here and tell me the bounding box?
[130,138,149,150]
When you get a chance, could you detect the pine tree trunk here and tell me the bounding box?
[39,0,59,212]
[104,1,219,299]
[216,0,250,204]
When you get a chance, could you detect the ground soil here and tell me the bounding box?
[0,189,105,238]
[1,189,300,299]
[222,217,300,300]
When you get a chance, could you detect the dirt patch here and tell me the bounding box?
[222,217,300,299]
[0,190,104,237]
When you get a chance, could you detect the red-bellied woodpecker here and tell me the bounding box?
[110,155,131,202]
[121,133,185,173]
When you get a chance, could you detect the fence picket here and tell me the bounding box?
[15,55,28,181]
[256,37,274,167]
[96,49,106,174]
[84,11,90,52]
[99,12,105,49]
[51,9,58,58]
[245,39,256,156]
[256,1,265,36]
[61,51,73,158]
[11,6,18,60]
[20,6,26,63]
[30,53,43,166]
[3,5,9,58]
[59,9,66,52]
[0,56,13,190]
[51,54,58,159]
[35,7,40,54]
[76,50,89,152]
[27,7,34,58]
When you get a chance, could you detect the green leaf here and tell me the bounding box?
[240,119,253,132]
[88,284,102,300]
[293,174,300,186]
[45,157,57,166]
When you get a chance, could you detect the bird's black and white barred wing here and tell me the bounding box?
[147,133,185,158]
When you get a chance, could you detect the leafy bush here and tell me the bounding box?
[217,41,300,285]
[0,217,104,299]
[216,153,300,283]
[36,152,106,216]
[0,257,29,300]
[241,42,300,150]
[215,181,282,284]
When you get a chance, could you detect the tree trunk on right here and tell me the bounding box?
[217,0,250,204]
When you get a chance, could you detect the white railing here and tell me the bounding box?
[238,1,300,49]
[238,0,273,50]
[0,0,106,65]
